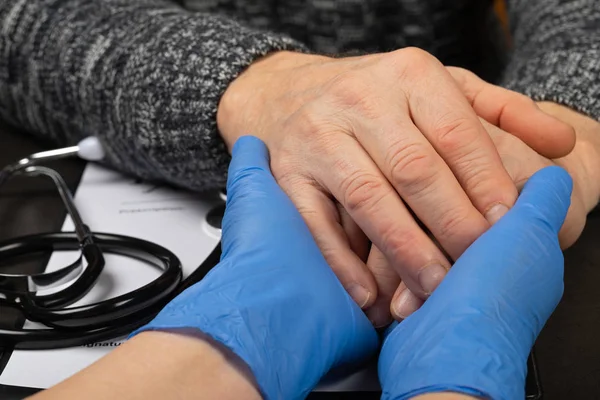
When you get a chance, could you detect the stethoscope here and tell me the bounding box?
[0,138,222,350]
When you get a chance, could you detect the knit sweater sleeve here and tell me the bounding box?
[501,0,600,121]
[0,0,306,190]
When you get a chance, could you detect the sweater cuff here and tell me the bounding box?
[104,14,309,192]
[501,48,600,121]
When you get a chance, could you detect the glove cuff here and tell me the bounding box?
[378,319,530,400]
[384,385,487,400]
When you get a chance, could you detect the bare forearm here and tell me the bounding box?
[29,332,261,400]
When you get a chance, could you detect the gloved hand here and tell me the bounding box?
[378,166,572,400]
[133,136,378,400]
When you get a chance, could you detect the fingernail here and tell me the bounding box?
[347,283,371,308]
[392,289,421,320]
[485,203,509,225]
[366,306,393,328]
[418,263,447,295]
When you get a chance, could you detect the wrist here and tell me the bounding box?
[380,319,528,400]
[32,331,261,400]
[217,51,330,149]
[130,331,260,399]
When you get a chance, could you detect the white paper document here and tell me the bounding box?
[0,164,222,389]
[0,164,379,393]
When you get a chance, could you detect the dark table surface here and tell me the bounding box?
[1,122,600,399]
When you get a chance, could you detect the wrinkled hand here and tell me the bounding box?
[218,49,575,320]
[369,103,600,324]
[379,166,572,400]
[135,136,378,400]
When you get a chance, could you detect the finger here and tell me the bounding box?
[310,133,451,299]
[390,282,423,321]
[227,135,272,187]
[405,60,519,224]
[440,166,572,301]
[482,120,583,249]
[353,112,489,260]
[511,166,572,233]
[396,168,571,370]
[364,246,400,327]
[337,203,370,262]
[448,67,576,159]
[223,135,289,254]
[278,174,378,308]
[482,118,553,189]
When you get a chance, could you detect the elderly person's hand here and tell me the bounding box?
[367,102,600,325]
[217,48,575,321]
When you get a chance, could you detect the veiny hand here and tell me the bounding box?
[217,48,575,323]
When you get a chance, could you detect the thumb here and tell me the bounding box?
[377,167,572,400]
[449,165,572,290]
[226,135,273,192]
[222,135,308,257]
[434,166,572,332]
[447,67,576,159]
[508,165,572,234]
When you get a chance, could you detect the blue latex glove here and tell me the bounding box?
[378,166,572,400]
[134,136,378,400]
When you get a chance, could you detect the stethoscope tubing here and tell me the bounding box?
[0,138,222,350]
[0,235,222,350]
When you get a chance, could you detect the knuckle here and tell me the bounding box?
[397,47,433,65]
[434,116,479,152]
[402,47,433,64]
[275,165,307,191]
[447,67,479,96]
[291,105,331,140]
[386,139,438,196]
[435,207,475,241]
[389,47,437,75]
[339,170,388,214]
[328,73,382,120]
[382,226,423,266]
[451,147,513,198]
[452,155,502,199]
[448,66,474,81]
[309,129,346,161]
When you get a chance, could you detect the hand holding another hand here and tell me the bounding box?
[379,166,572,399]
[218,49,575,325]
[136,140,575,400]
[375,103,600,324]
[136,136,378,400]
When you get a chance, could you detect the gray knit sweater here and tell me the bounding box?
[1,0,599,191]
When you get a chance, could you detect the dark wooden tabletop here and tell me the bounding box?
[0,122,599,399]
